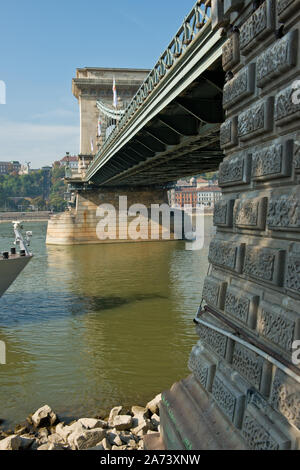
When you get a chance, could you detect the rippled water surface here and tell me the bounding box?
[0,219,213,428]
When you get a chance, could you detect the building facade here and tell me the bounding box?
[60,155,79,170]
[0,161,21,175]
[172,182,221,208]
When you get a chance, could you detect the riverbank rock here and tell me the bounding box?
[112,415,132,431]
[78,418,107,430]
[5,392,163,451]
[145,394,161,415]
[99,437,112,450]
[31,405,57,428]
[108,406,122,427]
[0,435,22,450]
[68,428,106,450]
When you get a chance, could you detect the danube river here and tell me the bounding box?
[0,218,213,428]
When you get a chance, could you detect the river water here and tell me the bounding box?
[0,218,213,428]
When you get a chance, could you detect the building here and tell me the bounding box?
[172,184,222,208]
[59,155,78,170]
[0,161,21,175]
[196,177,209,188]
[197,185,222,206]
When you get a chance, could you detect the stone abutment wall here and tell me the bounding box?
[159,0,300,450]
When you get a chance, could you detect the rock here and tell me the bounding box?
[78,418,107,430]
[145,394,161,415]
[37,427,49,444]
[55,421,85,441]
[119,431,136,444]
[112,415,132,431]
[29,440,41,450]
[0,435,22,450]
[107,430,123,447]
[127,439,137,448]
[131,406,146,417]
[19,435,35,449]
[131,419,151,436]
[31,405,57,428]
[138,440,144,450]
[112,445,127,450]
[37,443,51,450]
[150,414,160,430]
[98,437,111,450]
[48,433,65,445]
[68,428,106,450]
[108,406,122,426]
[14,422,30,435]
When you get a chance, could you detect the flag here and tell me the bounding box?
[97,118,101,137]
[90,138,94,153]
[112,77,118,108]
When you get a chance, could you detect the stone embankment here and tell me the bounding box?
[0,394,161,451]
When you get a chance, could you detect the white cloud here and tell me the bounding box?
[0,120,79,167]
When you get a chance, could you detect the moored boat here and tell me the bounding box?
[0,221,33,297]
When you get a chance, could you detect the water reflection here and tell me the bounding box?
[0,219,212,428]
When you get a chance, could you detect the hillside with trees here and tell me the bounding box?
[0,163,67,212]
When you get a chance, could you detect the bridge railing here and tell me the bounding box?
[89,0,212,172]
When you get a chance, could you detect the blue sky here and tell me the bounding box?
[0,0,195,167]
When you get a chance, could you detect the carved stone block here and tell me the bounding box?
[251,140,293,181]
[219,152,252,187]
[242,404,291,449]
[196,323,228,358]
[240,0,276,55]
[223,63,255,109]
[202,276,228,310]
[275,83,300,126]
[212,372,245,428]
[285,251,300,295]
[224,286,259,328]
[243,246,286,286]
[222,33,240,72]
[238,97,274,141]
[234,196,268,230]
[278,0,300,20]
[220,117,238,149]
[213,199,235,227]
[267,187,300,230]
[270,369,300,430]
[257,301,300,355]
[188,343,216,391]
[257,30,298,88]
[294,136,300,171]
[232,343,265,389]
[208,239,245,273]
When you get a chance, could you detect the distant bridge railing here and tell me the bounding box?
[90,0,212,168]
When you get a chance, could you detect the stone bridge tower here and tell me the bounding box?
[72,67,149,173]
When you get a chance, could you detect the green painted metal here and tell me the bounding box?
[89,1,212,169]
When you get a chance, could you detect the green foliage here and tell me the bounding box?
[0,166,67,212]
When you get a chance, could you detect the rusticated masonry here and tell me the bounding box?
[183,0,300,451]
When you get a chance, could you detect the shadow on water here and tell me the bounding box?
[0,291,168,327]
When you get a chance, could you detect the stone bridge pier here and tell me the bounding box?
[155,0,300,451]
[46,187,182,245]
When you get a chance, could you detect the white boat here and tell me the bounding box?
[0,221,33,297]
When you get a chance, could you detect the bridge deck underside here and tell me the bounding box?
[89,60,225,187]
